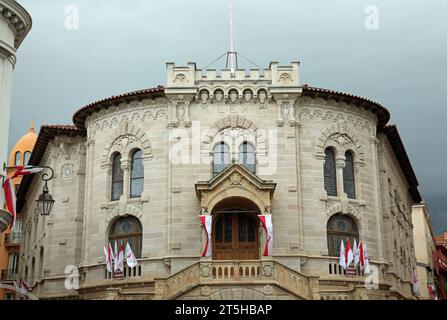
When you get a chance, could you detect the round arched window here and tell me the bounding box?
[109,216,142,258]
[327,214,359,256]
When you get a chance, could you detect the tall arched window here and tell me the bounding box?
[24,151,32,166]
[111,153,124,201]
[327,214,359,256]
[130,149,144,198]
[238,142,256,173]
[343,151,356,199]
[324,148,337,196]
[213,142,230,176]
[109,216,142,258]
[14,152,21,166]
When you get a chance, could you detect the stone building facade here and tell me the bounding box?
[16,61,423,300]
[0,0,31,231]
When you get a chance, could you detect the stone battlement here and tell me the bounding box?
[166,61,301,88]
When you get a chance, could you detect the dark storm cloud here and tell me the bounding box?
[9,0,447,232]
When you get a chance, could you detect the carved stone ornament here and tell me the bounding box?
[278,72,293,85]
[176,105,185,121]
[230,172,242,186]
[280,102,290,120]
[243,89,253,102]
[329,133,353,147]
[214,90,224,102]
[258,90,267,105]
[200,90,209,104]
[229,89,238,104]
[174,73,187,84]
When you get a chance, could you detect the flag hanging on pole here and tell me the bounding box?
[11,166,44,179]
[345,239,354,268]
[258,215,273,256]
[199,215,212,257]
[3,178,16,228]
[116,242,124,272]
[103,247,113,272]
[125,242,138,268]
[353,239,360,267]
[339,240,346,270]
[113,241,118,272]
[363,243,371,274]
[359,241,365,270]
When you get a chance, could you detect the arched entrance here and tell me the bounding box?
[212,197,260,260]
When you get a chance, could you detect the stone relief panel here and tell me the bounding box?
[86,98,168,136]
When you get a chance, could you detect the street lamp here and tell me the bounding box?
[35,166,55,216]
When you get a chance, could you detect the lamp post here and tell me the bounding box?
[1,165,56,225]
[34,166,55,216]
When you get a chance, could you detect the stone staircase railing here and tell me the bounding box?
[154,259,319,300]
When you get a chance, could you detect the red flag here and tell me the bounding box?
[199,215,212,257]
[359,242,365,270]
[345,239,354,267]
[3,178,16,227]
[258,215,273,256]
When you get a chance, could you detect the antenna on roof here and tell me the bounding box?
[225,0,238,73]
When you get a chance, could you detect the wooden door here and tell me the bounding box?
[213,213,258,260]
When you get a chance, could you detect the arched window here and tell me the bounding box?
[130,149,144,198]
[238,142,256,173]
[213,142,230,176]
[109,216,142,258]
[24,152,31,166]
[14,152,21,166]
[343,151,356,199]
[327,214,359,257]
[324,148,337,196]
[111,153,124,201]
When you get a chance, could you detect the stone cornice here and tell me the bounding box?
[0,0,32,48]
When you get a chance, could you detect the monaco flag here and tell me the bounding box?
[3,178,16,228]
[103,246,113,272]
[339,240,346,269]
[199,215,212,257]
[116,243,124,272]
[353,239,360,267]
[345,239,354,268]
[258,215,273,256]
[125,243,138,268]
[11,166,43,179]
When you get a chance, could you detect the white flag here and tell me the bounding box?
[363,243,371,274]
[116,242,124,272]
[346,239,354,268]
[339,240,346,269]
[353,239,360,267]
[125,242,138,268]
[113,241,118,272]
[103,247,112,272]
[0,183,5,211]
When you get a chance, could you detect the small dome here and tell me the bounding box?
[9,120,38,167]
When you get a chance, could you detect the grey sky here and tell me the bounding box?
[9,0,447,232]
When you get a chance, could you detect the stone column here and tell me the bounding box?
[370,137,384,260]
[335,156,346,198]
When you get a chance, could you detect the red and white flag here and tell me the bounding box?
[258,215,273,256]
[116,243,124,272]
[339,240,346,269]
[11,166,43,179]
[113,241,118,271]
[3,178,16,228]
[103,246,113,272]
[20,278,30,292]
[125,242,138,268]
[359,241,365,270]
[199,215,212,257]
[345,239,354,268]
[353,239,360,267]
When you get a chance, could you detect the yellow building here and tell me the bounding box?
[0,122,37,300]
[412,202,436,299]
